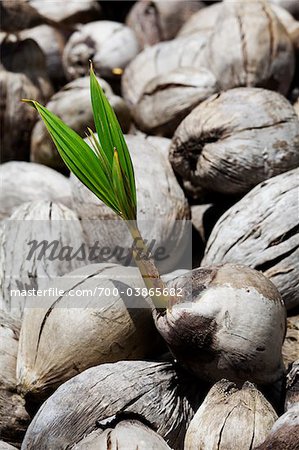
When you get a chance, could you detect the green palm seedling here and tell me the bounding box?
[23,64,169,310]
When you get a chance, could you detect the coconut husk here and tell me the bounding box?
[132,67,218,137]
[126,0,204,48]
[254,403,299,450]
[30,77,131,172]
[20,25,66,86]
[28,0,102,26]
[294,98,299,118]
[283,317,299,367]
[0,311,30,447]
[269,0,299,19]
[70,134,190,274]
[0,441,18,450]
[178,3,222,37]
[0,162,72,220]
[71,420,172,449]
[21,360,203,449]
[285,360,299,411]
[122,33,209,108]
[185,380,277,450]
[62,21,140,81]
[170,88,299,197]
[202,169,299,310]
[205,0,294,95]
[155,263,286,384]
[16,264,164,403]
[0,37,53,162]
[0,200,85,318]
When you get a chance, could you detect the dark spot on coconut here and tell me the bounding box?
[256,346,265,352]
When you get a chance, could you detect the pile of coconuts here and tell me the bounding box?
[0,0,298,449]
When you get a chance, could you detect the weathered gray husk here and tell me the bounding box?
[122,33,208,108]
[0,162,72,220]
[20,25,66,85]
[70,134,190,273]
[294,98,299,118]
[269,0,299,19]
[126,0,204,48]
[155,264,286,384]
[285,360,299,411]
[178,3,222,37]
[0,201,85,318]
[31,77,130,171]
[0,311,30,447]
[28,0,102,25]
[17,264,164,401]
[254,403,299,450]
[133,67,218,137]
[283,316,299,367]
[185,380,277,450]
[0,441,18,450]
[21,360,203,449]
[170,88,299,197]
[0,37,52,162]
[202,169,299,310]
[206,1,294,95]
[63,21,140,80]
[71,420,172,449]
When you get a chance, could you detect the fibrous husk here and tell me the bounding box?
[254,403,299,450]
[71,420,172,449]
[31,76,131,172]
[178,3,222,37]
[0,441,18,450]
[155,263,286,384]
[205,0,295,95]
[269,0,299,19]
[285,360,299,411]
[0,162,72,220]
[21,360,203,449]
[170,88,299,197]
[202,169,299,310]
[0,200,85,318]
[70,134,190,273]
[294,98,299,118]
[17,264,163,402]
[0,311,30,447]
[184,380,278,450]
[132,67,218,137]
[20,25,66,86]
[28,0,102,26]
[126,0,204,48]
[0,37,53,162]
[63,21,140,81]
[283,316,299,367]
[122,33,208,108]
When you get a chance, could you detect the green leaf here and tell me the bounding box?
[89,65,137,210]
[22,99,122,216]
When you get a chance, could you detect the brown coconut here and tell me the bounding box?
[31,76,130,171]
[132,67,218,137]
[0,311,30,447]
[70,134,190,273]
[155,263,286,385]
[126,0,204,48]
[202,169,299,310]
[0,162,72,220]
[16,264,164,402]
[205,0,295,95]
[0,201,85,318]
[170,88,299,197]
[62,21,140,81]
[0,37,52,162]
[20,25,66,86]
[21,360,202,449]
[122,33,209,108]
[71,420,172,449]
[185,380,277,450]
[28,0,102,26]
